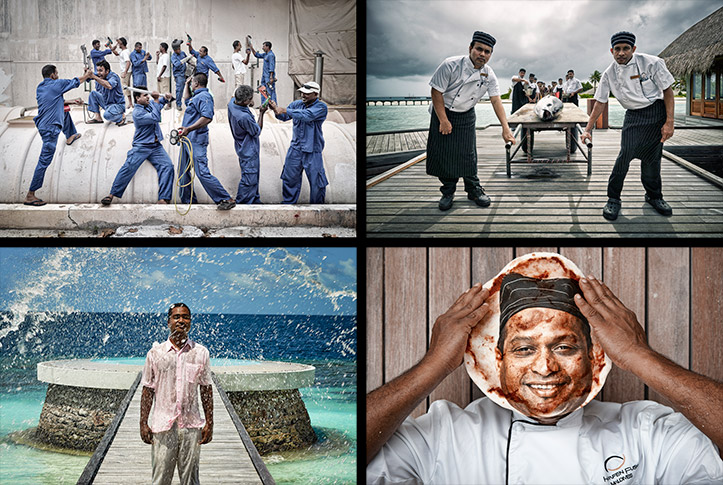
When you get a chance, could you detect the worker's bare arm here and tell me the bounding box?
[430,88,451,135]
[490,95,515,145]
[139,386,154,444]
[366,285,490,464]
[581,101,607,143]
[575,276,723,452]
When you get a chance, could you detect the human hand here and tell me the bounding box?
[198,422,213,444]
[661,121,674,143]
[574,275,651,371]
[259,104,268,114]
[151,91,160,99]
[177,126,187,136]
[425,284,491,375]
[439,119,452,135]
[164,93,173,101]
[581,130,592,145]
[140,422,153,444]
[502,128,515,145]
[155,50,160,58]
[73,98,84,105]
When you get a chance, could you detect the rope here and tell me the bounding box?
[173,134,194,216]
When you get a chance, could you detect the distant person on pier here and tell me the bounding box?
[140,303,214,485]
[24,64,92,206]
[269,81,328,204]
[582,31,676,221]
[510,68,529,114]
[426,31,515,211]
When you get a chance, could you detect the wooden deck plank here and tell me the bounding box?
[366,128,723,237]
[93,383,263,484]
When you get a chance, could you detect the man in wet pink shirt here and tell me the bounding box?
[140,302,213,485]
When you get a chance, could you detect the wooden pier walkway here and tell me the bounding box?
[366,128,723,238]
[80,374,272,484]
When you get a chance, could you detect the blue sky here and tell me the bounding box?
[0,247,357,316]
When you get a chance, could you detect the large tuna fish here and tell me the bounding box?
[534,95,564,121]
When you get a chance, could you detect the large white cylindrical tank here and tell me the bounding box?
[0,106,356,204]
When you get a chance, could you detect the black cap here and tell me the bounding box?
[472,31,496,48]
[499,273,588,330]
[611,31,635,48]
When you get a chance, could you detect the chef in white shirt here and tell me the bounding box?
[582,31,676,221]
[366,273,723,484]
[561,69,583,106]
[425,31,516,212]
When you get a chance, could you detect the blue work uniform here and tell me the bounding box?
[29,77,80,192]
[109,98,174,201]
[189,48,220,76]
[130,49,149,87]
[254,50,277,103]
[90,48,112,92]
[88,70,126,123]
[171,51,187,109]
[275,98,328,204]
[227,99,262,204]
[179,87,231,204]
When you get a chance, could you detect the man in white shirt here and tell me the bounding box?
[526,73,539,103]
[510,68,529,114]
[561,69,583,106]
[231,40,251,89]
[367,274,723,484]
[426,31,515,211]
[111,37,133,108]
[156,42,171,110]
[582,31,675,221]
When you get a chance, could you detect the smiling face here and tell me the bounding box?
[611,43,636,65]
[468,41,492,69]
[497,307,592,423]
[168,306,191,345]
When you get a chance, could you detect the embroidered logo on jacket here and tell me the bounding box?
[602,454,639,484]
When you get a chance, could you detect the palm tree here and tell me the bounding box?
[589,70,602,91]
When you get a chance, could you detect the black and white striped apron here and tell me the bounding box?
[425,107,477,178]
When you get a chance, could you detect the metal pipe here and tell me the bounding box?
[313,50,325,95]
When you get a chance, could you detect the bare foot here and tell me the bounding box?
[157,199,168,204]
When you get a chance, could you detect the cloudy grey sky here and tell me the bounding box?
[367,0,720,97]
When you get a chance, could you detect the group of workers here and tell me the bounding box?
[24,36,329,209]
[511,69,583,113]
[426,30,675,221]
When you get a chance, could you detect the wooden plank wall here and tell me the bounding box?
[366,247,723,412]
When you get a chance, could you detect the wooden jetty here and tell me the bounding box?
[366,127,723,238]
[79,374,274,484]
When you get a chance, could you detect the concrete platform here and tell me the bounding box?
[37,359,315,391]
[0,203,356,235]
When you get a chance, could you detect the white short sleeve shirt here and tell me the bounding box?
[428,55,500,113]
[119,49,131,75]
[156,53,170,78]
[232,52,248,75]
[562,77,583,95]
[367,397,723,485]
[594,53,675,110]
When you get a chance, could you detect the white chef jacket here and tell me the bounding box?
[562,77,583,95]
[594,53,675,110]
[428,55,500,113]
[367,397,723,485]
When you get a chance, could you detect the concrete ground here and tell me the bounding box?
[0,203,356,238]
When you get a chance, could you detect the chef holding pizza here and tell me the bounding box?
[366,253,723,484]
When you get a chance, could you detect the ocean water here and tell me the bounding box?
[366,98,688,133]
[0,312,357,484]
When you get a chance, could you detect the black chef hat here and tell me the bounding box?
[611,31,636,48]
[499,272,588,330]
[472,31,496,48]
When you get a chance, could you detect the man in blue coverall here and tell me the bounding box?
[100,88,174,206]
[249,40,276,104]
[187,41,225,84]
[177,73,235,210]
[86,60,128,125]
[228,85,268,204]
[130,42,151,88]
[90,39,112,91]
[269,81,328,204]
[171,40,188,110]
[24,64,93,206]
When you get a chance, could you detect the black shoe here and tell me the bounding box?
[603,198,621,221]
[468,189,491,207]
[645,195,672,216]
[439,193,454,211]
[217,199,236,211]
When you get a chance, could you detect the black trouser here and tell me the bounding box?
[438,175,483,196]
[607,100,665,201]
